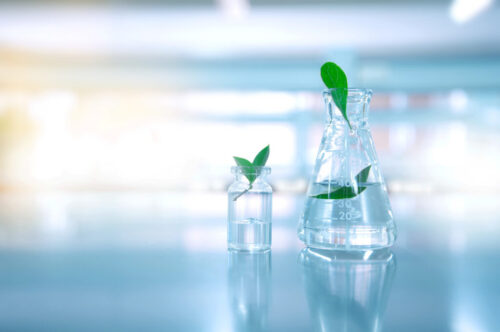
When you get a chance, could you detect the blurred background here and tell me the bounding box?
[0,1,500,330]
[0,0,499,194]
[1,0,500,239]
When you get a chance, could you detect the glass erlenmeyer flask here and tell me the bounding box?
[298,88,396,250]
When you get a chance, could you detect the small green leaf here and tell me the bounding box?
[233,156,256,184]
[253,145,270,167]
[232,145,270,201]
[320,62,350,129]
[313,186,367,199]
[355,165,371,184]
[313,187,352,199]
[311,165,370,200]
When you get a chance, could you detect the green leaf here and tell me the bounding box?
[313,186,367,199]
[355,165,371,184]
[311,165,371,200]
[253,145,270,167]
[233,156,256,184]
[232,145,271,201]
[320,62,350,129]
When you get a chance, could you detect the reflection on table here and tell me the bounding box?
[228,251,271,332]
[299,248,396,332]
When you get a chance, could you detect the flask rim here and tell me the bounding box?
[231,166,271,175]
[322,88,373,102]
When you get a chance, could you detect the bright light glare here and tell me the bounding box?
[28,91,75,182]
[181,91,303,115]
[453,300,487,332]
[216,0,250,20]
[450,0,493,24]
[448,89,468,113]
[389,124,416,153]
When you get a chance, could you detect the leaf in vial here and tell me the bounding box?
[253,145,270,167]
[233,156,256,184]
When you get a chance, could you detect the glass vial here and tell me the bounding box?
[228,166,272,252]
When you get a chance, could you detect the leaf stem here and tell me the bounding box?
[233,184,253,201]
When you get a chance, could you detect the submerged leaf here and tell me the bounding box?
[313,186,367,199]
[355,165,371,184]
[320,62,350,129]
[311,165,371,200]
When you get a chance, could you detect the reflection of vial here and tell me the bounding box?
[228,251,271,332]
[227,166,272,252]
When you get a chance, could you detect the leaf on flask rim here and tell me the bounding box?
[320,62,351,129]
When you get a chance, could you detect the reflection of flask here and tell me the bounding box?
[228,251,271,332]
[299,248,396,332]
[299,88,396,250]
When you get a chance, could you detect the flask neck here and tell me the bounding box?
[323,88,372,130]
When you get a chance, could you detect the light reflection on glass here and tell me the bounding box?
[299,248,396,332]
[227,251,271,332]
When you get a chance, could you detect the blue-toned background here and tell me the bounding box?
[0,1,499,331]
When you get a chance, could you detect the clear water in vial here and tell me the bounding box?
[301,182,395,250]
[228,192,271,251]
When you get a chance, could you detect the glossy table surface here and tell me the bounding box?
[0,191,499,331]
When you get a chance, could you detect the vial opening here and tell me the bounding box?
[231,166,271,175]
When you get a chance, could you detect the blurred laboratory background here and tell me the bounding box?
[0,0,500,331]
[1,0,499,194]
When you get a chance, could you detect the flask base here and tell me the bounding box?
[301,224,396,250]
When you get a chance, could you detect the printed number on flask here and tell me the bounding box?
[333,179,351,187]
[338,211,353,220]
[335,199,361,221]
[336,200,352,208]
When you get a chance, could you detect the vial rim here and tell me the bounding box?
[231,166,271,175]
